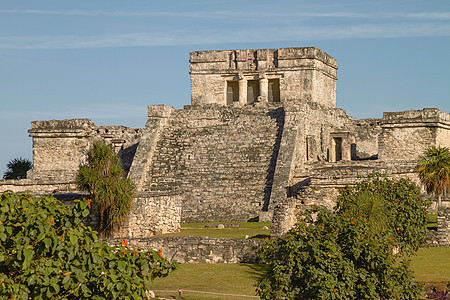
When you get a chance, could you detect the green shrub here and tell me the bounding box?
[336,173,430,255]
[256,174,429,299]
[0,191,177,300]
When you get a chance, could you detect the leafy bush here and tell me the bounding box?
[76,141,134,236]
[336,173,430,255]
[0,191,177,299]
[256,174,429,299]
[3,158,32,179]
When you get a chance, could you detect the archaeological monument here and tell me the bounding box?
[1,47,449,246]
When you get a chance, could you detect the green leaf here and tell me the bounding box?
[37,232,45,241]
[81,284,90,294]
[27,274,37,285]
[117,261,126,272]
[23,249,34,268]
[82,209,89,218]
[46,286,53,298]
[51,282,60,294]
[69,234,78,245]
[62,274,71,285]
[43,237,52,248]
[76,272,85,283]
[5,226,12,235]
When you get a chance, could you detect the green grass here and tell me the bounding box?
[155,222,271,239]
[410,247,450,283]
[152,247,449,299]
[152,263,268,300]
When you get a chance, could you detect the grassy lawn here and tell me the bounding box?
[152,247,449,299]
[152,263,268,300]
[410,247,450,284]
[155,222,271,239]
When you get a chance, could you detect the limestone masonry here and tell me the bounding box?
[1,47,449,245]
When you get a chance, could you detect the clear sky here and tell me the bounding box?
[1,0,449,176]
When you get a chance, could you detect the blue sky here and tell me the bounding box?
[1,0,449,176]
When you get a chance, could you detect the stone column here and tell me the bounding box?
[238,77,247,106]
[259,77,268,101]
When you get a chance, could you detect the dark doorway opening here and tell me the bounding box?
[268,79,280,103]
[334,137,342,161]
[227,81,239,105]
[247,80,259,104]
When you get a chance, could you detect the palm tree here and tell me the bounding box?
[4,158,33,179]
[76,141,134,236]
[417,146,450,207]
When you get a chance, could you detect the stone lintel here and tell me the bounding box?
[330,131,350,138]
[28,129,90,138]
[29,118,94,137]
[190,47,337,68]
[382,122,450,130]
[190,66,337,80]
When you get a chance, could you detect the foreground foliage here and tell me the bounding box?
[3,158,33,179]
[257,174,429,299]
[336,174,429,255]
[0,191,177,300]
[76,141,134,236]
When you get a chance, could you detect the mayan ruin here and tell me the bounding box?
[1,47,449,247]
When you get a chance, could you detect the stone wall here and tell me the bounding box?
[268,102,354,211]
[0,178,78,195]
[435,206,450,246]
[271,160,422,237]
[112,236,264,263]
[112,191,182,239]
[379,108,450,161]
[352,119,382,160]
[28,119,92,182]
[27,119,142,183]
[190,47,337,108]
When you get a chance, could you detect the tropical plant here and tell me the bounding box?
[76,141,134,237]
[3,157,32,179]
[418,146,450,207]
[257,174,429,299]
[0,191,178,299]
[336,173,429,254]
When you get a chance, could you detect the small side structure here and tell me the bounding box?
[1,47,449,245]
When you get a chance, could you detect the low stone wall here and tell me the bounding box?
[435,206,450,246]
[0,179,79,195]
[113,237,265,263]
[113,191,182,238]
[423,206,449,246]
